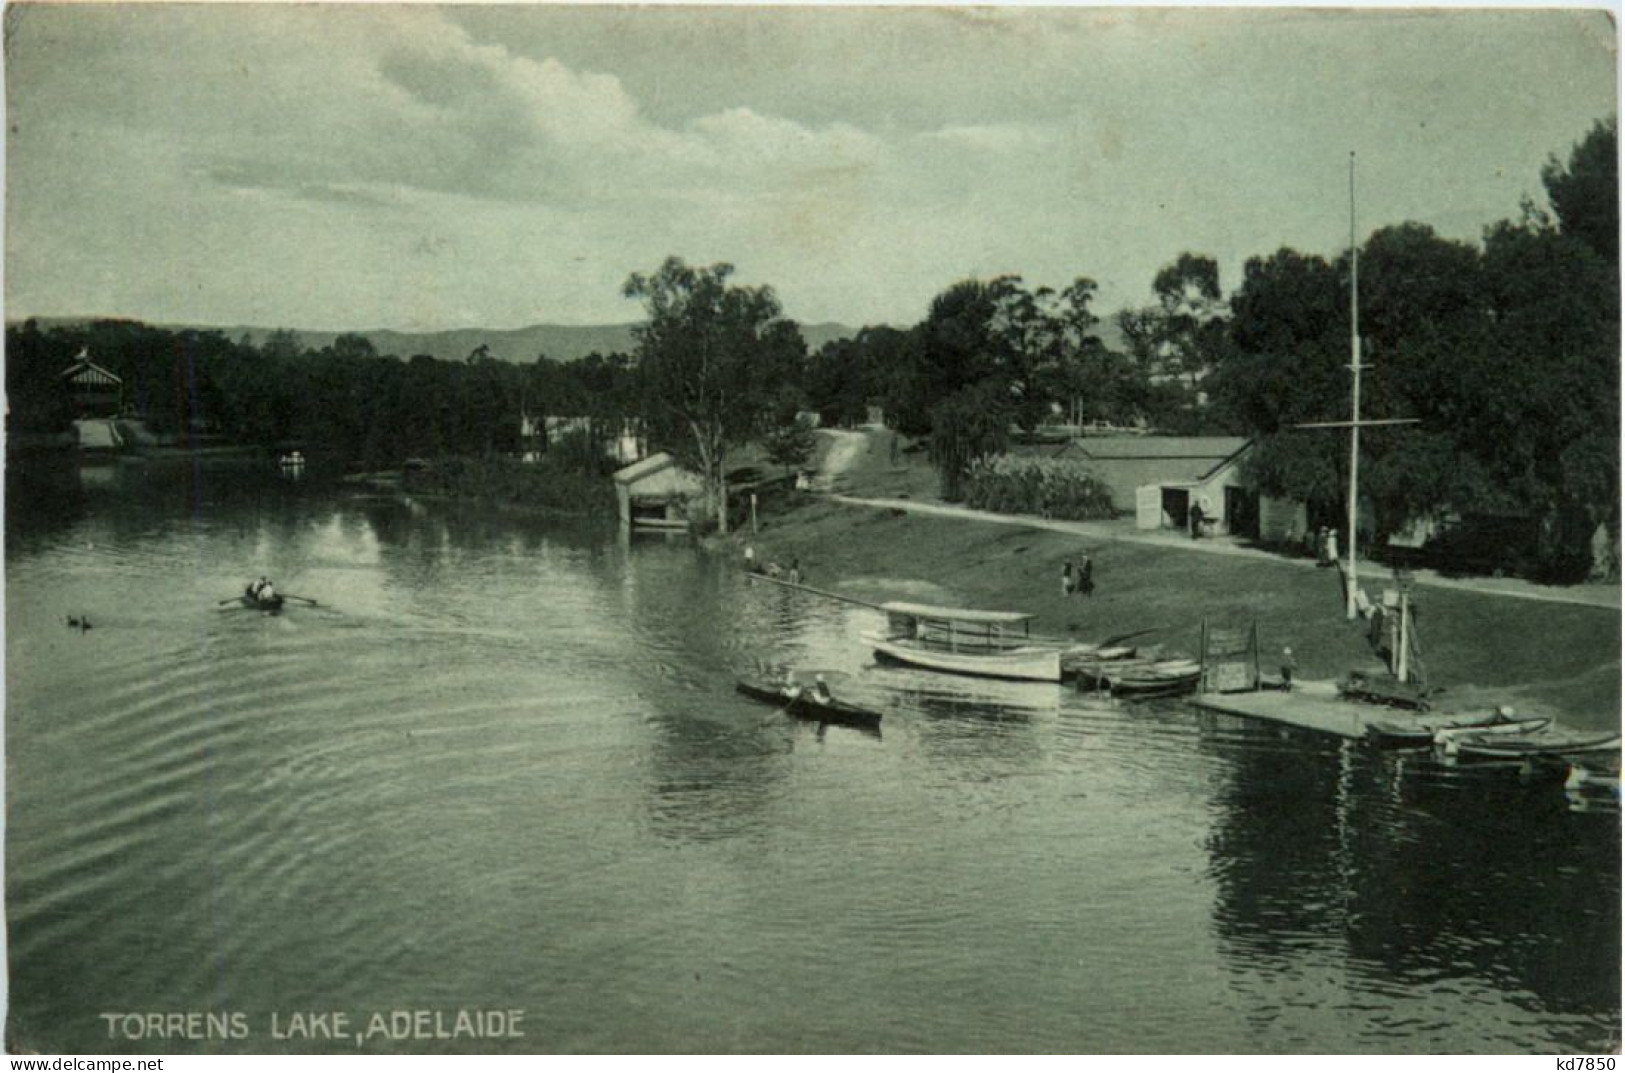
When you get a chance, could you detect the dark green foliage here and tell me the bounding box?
[403,453,617,515]
[762,414,818,476]
[623,256,806,533]
[1217,122,1620,579]
[1542,116,1618,264]
[928,381,1012,501]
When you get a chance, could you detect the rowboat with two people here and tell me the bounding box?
[735,672,884,730]
[221,578,321,614]
[867,602,1062,682]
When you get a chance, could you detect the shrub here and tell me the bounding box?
[962,455,1117,520]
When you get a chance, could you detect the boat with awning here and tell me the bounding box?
[867,601,1062,682]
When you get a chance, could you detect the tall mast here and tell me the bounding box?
[1346,150,1362,621]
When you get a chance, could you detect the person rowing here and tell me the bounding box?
[809,674,833,705]
[780,667,803,702]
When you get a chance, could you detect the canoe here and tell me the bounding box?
[735,679,884,729]
[1450,732,1621,762]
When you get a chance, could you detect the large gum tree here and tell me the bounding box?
[623,257,805,533]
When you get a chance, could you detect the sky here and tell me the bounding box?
[3,4,1617,333]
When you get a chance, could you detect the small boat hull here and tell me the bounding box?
[237,594,285,612]
[869,636,1062,682]
[735,679,883,728]
[1106,667,1202,698]
[1074,658,1199,691]
[1434,716,1552,747]
[1451,733,1621,762]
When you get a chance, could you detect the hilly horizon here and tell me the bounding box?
[15,316,863,364]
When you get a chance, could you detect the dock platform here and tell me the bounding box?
[1189,679,1440,740]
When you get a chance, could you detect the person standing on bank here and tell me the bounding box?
[1189,500,1204,540]
[1078,554,1094,597]
[1061,561,1074,597]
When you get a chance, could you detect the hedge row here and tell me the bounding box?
[962,455,1117,520]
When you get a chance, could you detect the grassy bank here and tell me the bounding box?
[740,491,1620,731]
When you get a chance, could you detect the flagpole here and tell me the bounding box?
[1346,150,1362,621]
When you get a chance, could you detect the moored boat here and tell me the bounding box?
[1105,661,1202,698]
[1433,715,1552,747]
[1450,732,1621,763]
[868,602,1061,682]
[1073,656,1197,691]
[735,678,884,729]
[1363,708,1548,748]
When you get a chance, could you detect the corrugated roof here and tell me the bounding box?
[1062,435,1248,460]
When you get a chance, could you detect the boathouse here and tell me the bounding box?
[612,452,705,531]
[59,354,123,418]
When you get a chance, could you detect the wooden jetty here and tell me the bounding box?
[1188,679,1398,739]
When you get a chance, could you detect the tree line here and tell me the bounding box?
[8,119,1615,571]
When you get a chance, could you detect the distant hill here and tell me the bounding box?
[17,317,860,364]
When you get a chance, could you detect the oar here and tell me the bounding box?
[280,594,320,606]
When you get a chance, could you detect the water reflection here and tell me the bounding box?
[1201,724,1620,1050]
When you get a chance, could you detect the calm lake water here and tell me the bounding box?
[5,456,1620,1054]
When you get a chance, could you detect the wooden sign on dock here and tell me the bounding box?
[1199,619,1260,694]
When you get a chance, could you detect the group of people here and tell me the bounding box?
[1314,527,1341,567]
[1061,552,1095,598]
[246,576,277,603]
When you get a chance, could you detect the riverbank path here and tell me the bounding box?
[821,491,1619,611]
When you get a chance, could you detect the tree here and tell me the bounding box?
[1542,116,1618,265]
[623,257,805,533]
[929,380,1012,501]
[762,414,817,477]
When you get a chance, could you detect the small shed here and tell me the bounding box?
[59,354,123,417]
[1131,440,1259,537]
[611,453,705,531]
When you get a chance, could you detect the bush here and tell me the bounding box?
[962,455,1117,520]
[404,454,617,515]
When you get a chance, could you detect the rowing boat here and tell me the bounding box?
[1073,656,1197,690]
[868,602,1062,682]
[1364,711,1551,749]
[235,593,285,612]
[1450,732,1621,762]
[735,678,884,729]
[1433,715,1552,747]
[1101,660,1202,698]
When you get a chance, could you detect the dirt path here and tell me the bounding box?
[830,493,1621,611]
[811,428,871,492]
